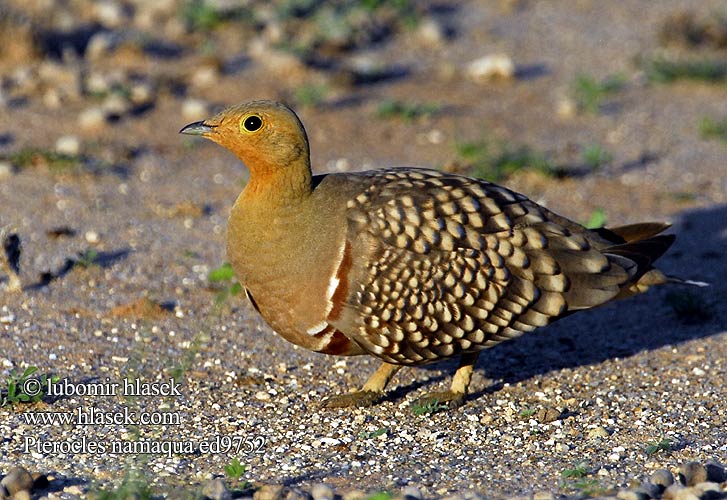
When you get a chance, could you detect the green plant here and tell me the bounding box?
[376,99,441,123]
[645,438,673,457]
[93,467,153,500]
[664,290,712,324]
[572,73,625,113]
[582,144,613,169]
[359,427,388,439]
[519,407,537,418]
[456,140,555,182]
[644,57,727,83]
[569,478,605,496]
[225,457,246,479]
[584,208,607,229]
[294,84,330,108]
[208,262,243,304]
[2,147,79,172]
[75,249,99,268]
[560,462,606,496]
[411,398,448,416]
[181,0,224,31]
[699,116,727,142]
[561,461,589,480]
[1,367,59,406]
[365,492,393,500]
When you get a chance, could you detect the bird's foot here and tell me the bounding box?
[412,391,466,412]
[322,390,383,408]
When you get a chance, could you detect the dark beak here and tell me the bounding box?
[179,121,216,136]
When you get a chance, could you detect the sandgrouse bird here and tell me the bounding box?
[181,100,678,409]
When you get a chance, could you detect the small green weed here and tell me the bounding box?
[664,290,712,324]
[584,208,607,229]
[699,116,727,142]
[93,467,153,500]
[75,249,99,268]
[644,58,727,84]
[224,457,246,480]
[1,367,60,406]
[411,398,448,416]
[560,462,606,496]
[182,0,222,31]
[208,262,242,304]
[570,478,605,496]
[456,140,555,182]
[645,438,673,457]
[376,99,441,123]
[582,144,613,169]
[519,407,537,418]
[294,84,330,108]
[365,492,393,500]
[572,73,625,113]
[2,147,79,172]
[561,461,589,480]
[224,457,252,490]
[359,427,388,439]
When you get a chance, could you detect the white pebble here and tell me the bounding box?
[0,161,12,180]
[55,135,81,156]
[466,54,515,82]
[85,230,100,244]
[182,99,210,121]
[78,107,107,132]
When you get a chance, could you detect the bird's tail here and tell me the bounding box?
[595,222,707,299]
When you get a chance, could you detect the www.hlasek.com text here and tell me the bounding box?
[22,406,181,426]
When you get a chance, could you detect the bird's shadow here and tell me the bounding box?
[396,203,727,402]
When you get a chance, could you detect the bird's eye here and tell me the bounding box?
[241,114,263,133]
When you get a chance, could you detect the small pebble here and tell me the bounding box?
[617,489,649,500]
[63,485,83,496]
[182,99,210,121]
[310,483,333,500]
[85,231,100,244]
[200,478,230,500]
[532,492,555,500]
[94,0,126,28]
[402,486,422,500]
[12,490,30,500]
[637,482,661,499]
[0,162,12,180]
[85,32,115,61]
[587,426,610,439]
[1,466,34,496]
[694,482,722,493]
[78,107,107,132]
[705,460,727,483]
[535,407,561,423]
[679,462,707,487]
[416,17,445,47]
[284,487,310,500]
[466,54,515,82]
[651,469,675,490]
[254,485,284,500]
[55,135,80,156]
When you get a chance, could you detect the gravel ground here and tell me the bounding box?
[1,0,726,499]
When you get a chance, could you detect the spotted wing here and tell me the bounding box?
[327,168,632,365]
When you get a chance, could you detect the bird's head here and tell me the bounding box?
[180,100,311,178]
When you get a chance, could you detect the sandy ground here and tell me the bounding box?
[1,0,726,498]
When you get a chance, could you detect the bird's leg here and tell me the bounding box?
[414,351,480,410]
[322,362,401,408]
